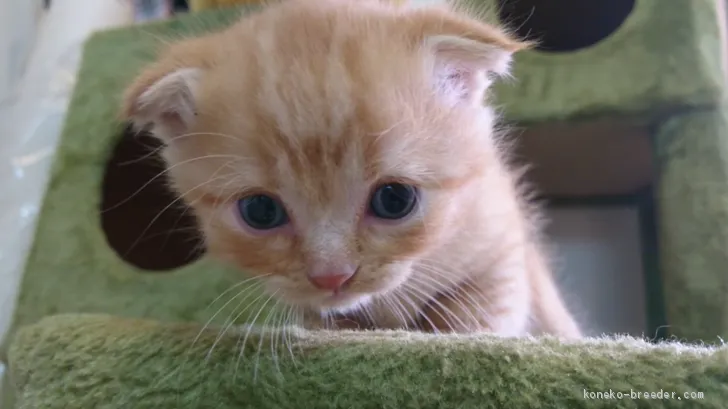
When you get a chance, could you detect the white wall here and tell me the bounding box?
[545,206,649,337]
[0,0,42,102]
[0,0,134,402]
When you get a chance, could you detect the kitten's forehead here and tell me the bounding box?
[192,0,494,205]
[271,130,367,209]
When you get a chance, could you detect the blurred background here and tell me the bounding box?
[3,0,715,396]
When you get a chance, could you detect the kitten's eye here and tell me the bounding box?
[237,194,289,230]
[369,183,418,220]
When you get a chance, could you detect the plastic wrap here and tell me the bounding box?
[0,0,134,394]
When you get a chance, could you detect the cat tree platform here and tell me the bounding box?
[3,1,728,407]
[7,314,728,408]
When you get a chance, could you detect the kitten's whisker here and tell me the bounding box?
[189,240,207,260]
[271,305,282,372]
[159,202,204,250]
[169,280,263,382]
[283,307,295,366]
[147,280,265,408]
[117,143,165,166]
[132,227,201,244]
[276,305,289,368]
[361,304,378,328]
[395,294,418,328]
[134,27,174,48]
[194,276,270,347]
[165,131,247,147]
[378,294,410,329]
[403,285,460,332]
[166,280,265,402]
[159,195,207,250]
[254,297,282,381]
[122,129,243,168]
[418,269,491,315]
[321,310,334,330]
[408,272,488,329]
[131,157,239,253]
[416,263,496,317]
[401,282,468,332]
[123,172,234,256]
[282,305,299,368]
[101,154,246,213]
[398,290,439,332]
[207,287,269,362]
[236,290,279,383]
[415,258,492,302]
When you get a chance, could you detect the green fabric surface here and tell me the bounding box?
[654,107,728,342]
[6,314,728,409]
[490,0,725,123]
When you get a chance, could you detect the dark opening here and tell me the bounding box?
[173,0,189,12]
[497,0,636,52]
[100,124,205,272]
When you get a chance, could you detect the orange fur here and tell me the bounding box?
[123,0,580,338]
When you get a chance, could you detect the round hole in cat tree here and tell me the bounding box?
[100,124,206,272]
[497,0,636,52]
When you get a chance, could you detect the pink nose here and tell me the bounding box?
[308,274,352,291]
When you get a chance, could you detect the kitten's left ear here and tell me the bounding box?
[412,9,532,105]
[122,66,202,141]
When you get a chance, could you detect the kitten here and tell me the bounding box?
[122,0,581,338]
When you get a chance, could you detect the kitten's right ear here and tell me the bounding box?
[122,67,202,141]
[406,7,532,107]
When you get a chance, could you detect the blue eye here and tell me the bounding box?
[237,194,288,230]
[369,183,418,220]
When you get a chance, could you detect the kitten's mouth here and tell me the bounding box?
[326,291,353,301]
[322,284,358,304]
[317,280,370,311]
[318,292,371,313]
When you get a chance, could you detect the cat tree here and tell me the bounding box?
[3,1,728,407]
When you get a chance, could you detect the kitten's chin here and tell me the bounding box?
[280,290,373,314]
[319,293,373,314]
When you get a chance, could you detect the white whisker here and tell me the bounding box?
[401,281,467,332]
[282,305,300,368]
[236,290,279,383]
[208,287,269,361]
[254,296,282,381]
[123,170,239,256]
[102,154,247,213]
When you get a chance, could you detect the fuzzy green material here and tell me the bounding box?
[489,0,725,123]
[6,314,728,409]
[654,108,728,342]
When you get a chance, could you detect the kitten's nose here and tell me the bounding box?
[307,264,356,291]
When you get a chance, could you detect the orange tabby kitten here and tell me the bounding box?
[123,0,581,338]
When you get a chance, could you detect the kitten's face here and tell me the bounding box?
[164,72,482,313]
[123,0,527,313]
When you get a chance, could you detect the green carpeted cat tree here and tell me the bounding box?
[4,1,728,408]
